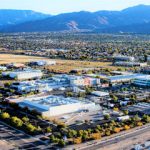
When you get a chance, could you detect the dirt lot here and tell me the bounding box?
[0,54,121,73]
[0,54,49,64]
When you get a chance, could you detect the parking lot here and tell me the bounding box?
[0,121,54,150]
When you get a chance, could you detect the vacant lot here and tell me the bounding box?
[0,54,120,73]
[0,54,50,64]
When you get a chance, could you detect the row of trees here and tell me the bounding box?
[49,114,150,147]
[0,111,45,134]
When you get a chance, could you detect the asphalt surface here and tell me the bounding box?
[0,121,54,150]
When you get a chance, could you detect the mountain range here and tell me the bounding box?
[1,5,150,33]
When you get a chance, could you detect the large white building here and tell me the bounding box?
[2,69,43,80]
[16,95,101,117]
[133,75,150,87]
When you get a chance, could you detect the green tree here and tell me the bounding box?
[22,117,29,123]
[104,114,110,120]
[46,127,52,133]
[58,139,66,147]
[142,115,150,123]
[1,112,10,119]
[11,116,23,127]
[26,123,36,133]
[123,110,129,115]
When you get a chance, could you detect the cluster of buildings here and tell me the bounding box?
[112,55,147,67]
[3,59,150,118]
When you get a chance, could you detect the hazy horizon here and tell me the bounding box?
[1,0,150,15]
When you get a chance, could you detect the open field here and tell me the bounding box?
[0,54,121,73]
[0,54,50,64]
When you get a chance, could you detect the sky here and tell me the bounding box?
[1,0,150,15]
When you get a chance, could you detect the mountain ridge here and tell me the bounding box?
[1,5,150,33]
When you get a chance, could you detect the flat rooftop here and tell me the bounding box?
[108,74,148,82]
[19,95,92,111]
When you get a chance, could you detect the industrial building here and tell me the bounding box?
[107,74,147,83]
[69,76,101,86]
[113,55,135,62]
[114,61,147,67]
[16,95,101,117]
[52,74,101,87]
[10,74,100,94]
[127,103,150,115]
[133,75,150,87]
[11,81,52,93]
[11,76,70,93]
[2,69,43,80]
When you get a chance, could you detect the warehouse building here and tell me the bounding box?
[114,61,147,67]
[107,74,147,83]
[133,75,150,87]
[2,69,43,80]
[16,95,101,117]
[113,55,135,62]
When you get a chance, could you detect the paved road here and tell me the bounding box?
[76,124,150,150]
[0,121,54,150]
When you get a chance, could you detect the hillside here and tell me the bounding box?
[0,9,50,28]
[1,5,150,33]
